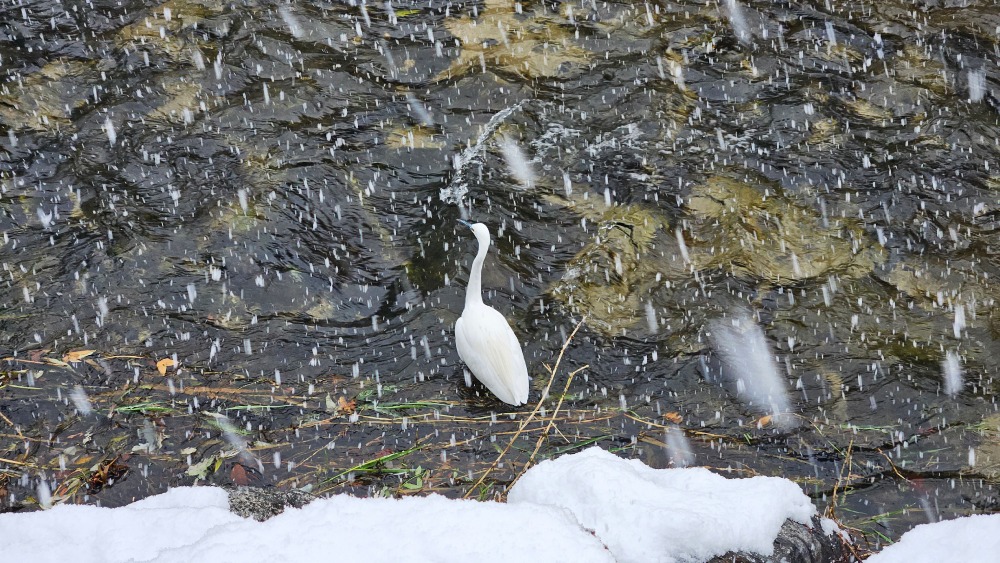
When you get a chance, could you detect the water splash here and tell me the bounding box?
[824,22,837,47]
[953,304,966,339]
[104,117,116,146]
[37,207,54,229]
[37,480,52,509]
[69,385,93,416]
[278,6,305,38]
[212,414,264,473]
[406,92,434,127]
[675,227,690,264]
[967,68,986,103]
[644,301,658,333]
[440,102,525,204]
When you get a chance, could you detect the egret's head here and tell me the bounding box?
[458,220,491,246]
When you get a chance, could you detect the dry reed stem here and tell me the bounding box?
[463,318,586,499]
[508,364,589,491]
[622,412,727,439]
[820,439,873,560]
[825,438,853,519]
[0,457,34,467]
[875,447,909,481]
[0,411,22,437]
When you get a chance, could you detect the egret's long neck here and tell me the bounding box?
[466,237,488,307]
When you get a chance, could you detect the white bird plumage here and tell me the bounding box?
[455,221,530,406]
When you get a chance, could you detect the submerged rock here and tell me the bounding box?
[547,198,671,336]
[438,0,595,81]
[686,176,879,283]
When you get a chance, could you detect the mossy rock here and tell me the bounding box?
[686,176,879,284]
[548,198,670,336]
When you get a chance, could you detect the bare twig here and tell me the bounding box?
[464,318,586,499]
[0,456,33,467]
[875,447,910,482]
[0,411,21,438]
[508,363,589,491]
[825,438,853,519]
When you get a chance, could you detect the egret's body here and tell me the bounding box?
[455,222,530,405]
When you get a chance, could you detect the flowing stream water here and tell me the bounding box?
[2,0,999,551]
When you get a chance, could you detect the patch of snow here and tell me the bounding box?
[508,447,816,562]
[866,514,1000,563]
[0,448,853,563]
[0,484,610,563]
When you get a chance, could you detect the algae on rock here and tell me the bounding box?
[438,0,593,81]
[545,175,883,337]
[685,176,879,284]
[971,414,1000,480]
[547,195,672,336]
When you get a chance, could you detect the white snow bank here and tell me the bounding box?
[866,513,1000,563]
[0,447,830,563]
[508,447,819,562]
[0,486,610,563]
[0,487,240,563]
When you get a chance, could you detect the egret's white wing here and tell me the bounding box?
[455,305,530,405]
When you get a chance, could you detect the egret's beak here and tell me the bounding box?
[457,219,473,229]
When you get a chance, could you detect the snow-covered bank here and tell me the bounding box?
[0,486,611,563]
[0,447,994,562]
[508,447,818,562]
[866,513,1000,563]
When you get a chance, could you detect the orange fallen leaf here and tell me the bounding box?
[664,412,683,424]
[337,396,356,415]
[63,350,96,362]
[756,415,772,427]
[156,358,177,375]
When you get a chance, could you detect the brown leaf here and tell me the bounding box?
[337,396,356,415]
[230,463,250,486]
[156,358,177,376]
[664,412,683,424]
[86,456,128,494]
[28,349,49,362]
[63,350,96,362]
[756,415,772,427]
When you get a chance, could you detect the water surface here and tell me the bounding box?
[2,0,999,551]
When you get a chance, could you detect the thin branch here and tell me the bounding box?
[508,363,589,492]
[463,317,586,499]
[825,438,854,519]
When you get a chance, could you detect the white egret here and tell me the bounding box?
[454,220,530,405]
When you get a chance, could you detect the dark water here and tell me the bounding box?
[2,0,999,552]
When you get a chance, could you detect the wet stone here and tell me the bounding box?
[227,486,317,522]
[705,516,852,563]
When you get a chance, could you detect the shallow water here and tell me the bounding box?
[1,0,999,550]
